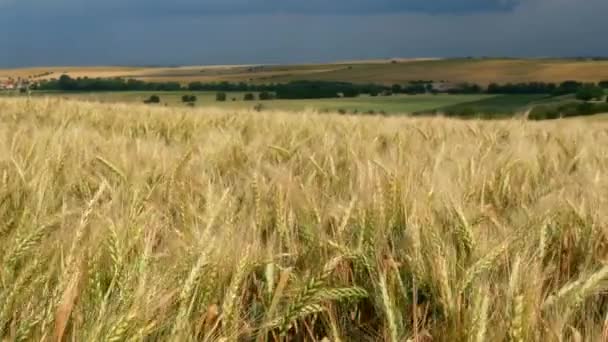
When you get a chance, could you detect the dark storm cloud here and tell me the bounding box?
[114,0,521,15]
[1,0,521,15]
[0,0,607,67]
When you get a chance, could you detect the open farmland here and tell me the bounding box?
[23,91,497,115]
[3,58,608,86]
[1,98,608,340]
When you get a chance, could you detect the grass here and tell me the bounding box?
[436,94,548,116]
[1,97,608,340]
[20,91,494,115]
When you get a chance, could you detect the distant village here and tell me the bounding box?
[0,71,54,91]
[0,77,33,92]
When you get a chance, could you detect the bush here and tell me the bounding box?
[576,84,604,101]
[216,92,227,102]
[181,95,197,103]
[529,101,608,120]
[144,95,160,104]
[575,85,604,101]
[244,93,255,101]
[576,102,595,115]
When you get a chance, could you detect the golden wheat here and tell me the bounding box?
[1,97,608,341]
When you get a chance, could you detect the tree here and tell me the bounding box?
[188,82,204,91]
[259,91,273,100]
[144,95,160,104]
[57,74,76,91]
[341,88,359,98]
[553,80,583,96]
[244,93,255,101]
[391,84,402,94]
[402,83,427,95]
[576,85,604,102]
[216,92,227,102]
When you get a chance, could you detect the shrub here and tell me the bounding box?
[144,95,160,104]
[181,94,197,103]
[216,92,227,102]
[576,102,595,115]
[576,85,604,101]
[244,93,255,101]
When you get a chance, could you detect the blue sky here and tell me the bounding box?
[1,0,606,67]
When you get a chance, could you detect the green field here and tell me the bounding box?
[6,89,601,117]
[22,91,532,115]
[436,94,549,116]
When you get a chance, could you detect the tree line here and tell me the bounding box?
[33,75,608,100]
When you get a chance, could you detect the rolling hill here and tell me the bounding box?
[2,58,608,86]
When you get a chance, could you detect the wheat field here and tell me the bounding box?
[5,59,608,86]
[1,98,608,341]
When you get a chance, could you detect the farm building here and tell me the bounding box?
[0,79,16,90]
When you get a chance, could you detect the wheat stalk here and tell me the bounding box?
[379,272,399,342]
[221,249,250,339]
